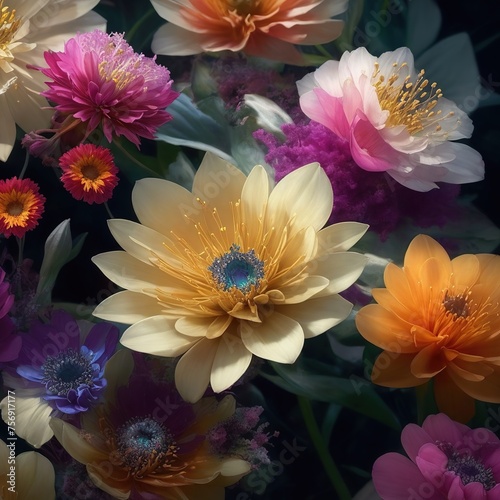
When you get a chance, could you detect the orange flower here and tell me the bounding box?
[355,234,500,422]
[0,177,45,238]
[150,0,347,65]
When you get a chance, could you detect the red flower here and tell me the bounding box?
[59,144,119,204]
[0,177,45,238]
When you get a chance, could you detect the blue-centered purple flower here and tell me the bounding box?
[0,309,119,447]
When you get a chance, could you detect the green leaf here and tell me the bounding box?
[261,359,400,430]
[35,220,86,307]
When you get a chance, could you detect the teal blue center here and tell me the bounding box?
[209,244,264,293]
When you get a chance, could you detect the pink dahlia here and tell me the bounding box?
[297,47,484,191]
[373,413,500,499]
[39,30,179,146]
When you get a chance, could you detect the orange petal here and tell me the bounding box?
[355,305,418,353]
[371,352,428,388]
[410,344,446,378]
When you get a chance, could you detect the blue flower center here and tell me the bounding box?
[42,348,93,396]
[209,244,264,293]
[116,416,176,476]
[439,442,496,490]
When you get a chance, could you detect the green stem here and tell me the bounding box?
[298,396,351,500]
[18,150,30,180]
[314,44,333,60]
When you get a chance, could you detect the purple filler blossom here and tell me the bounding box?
[0,267,21,363]
[14,310,118,414]
[255,121,461,240]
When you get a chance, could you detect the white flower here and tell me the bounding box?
[0,0,106,162]
[92,153,368,402]
[297,46,484,191]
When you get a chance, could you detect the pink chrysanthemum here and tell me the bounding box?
[373,414,500,499]
[0,177,45,238]
[39,30,179,146]
[59,144,119,204]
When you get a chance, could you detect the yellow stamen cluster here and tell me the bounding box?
[0,190,35,229]
[372,61,454,135]
[0,1,21,51]
[152,197,308,320]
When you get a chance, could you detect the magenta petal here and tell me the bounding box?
[422,414,469,445]
[415,443,448,486]
[463,482,487,500]
[349,115,398,172]
[402,423,434,463]
[373,452,439,500]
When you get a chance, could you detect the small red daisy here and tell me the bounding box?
[0,177,45,238]
[59,144,119,204]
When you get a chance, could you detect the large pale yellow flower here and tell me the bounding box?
[0,0,105,161]
[1,439,55,499]
[150,0,347,65]
[93,153,368,402]
[356,234,500,423]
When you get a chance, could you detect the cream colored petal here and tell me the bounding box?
[176,315,232,339]
[241,164,271,234]
[92,251,181,293]
[50,418,108,464]
[316,222,369,254]
[192,153,246,235]
[210,334,253,393]
[107,219,172,264]
[175,338,219,403]
[16,451,55,500]
[28,1,102,30]
[120,316,199,356]
[278,275,329,304]
[2,396,53,448]
[267,162,332,234]
[93,290,164,324]
[219,458,251,477]
[240,311,304,363]
[313,252,368,296]
[277,294,353,339]
[0,94,16,162]
[131,178,202,247]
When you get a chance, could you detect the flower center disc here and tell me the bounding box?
[116,417,176,476]
[209,244,265,293]
[42,348,94,395]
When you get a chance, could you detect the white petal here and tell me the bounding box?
[240,312,304,363]
[438,142,484,184]
[28,1,101,29]
[316,222,369,254]
[16,451,55,499]
[92,290,164,324]
[267,163,332,234]
[120,316,198,356]
[1,396,53,448]
[152,22,208,55]
[313,252,368,296]
[132,177,198,237]
[92,251,178,293]
[107,219,171,264]
[241,165,270,227]
[192,152,246,231]
[176,315,232,339]
[220,458,252,477]
[278,275,329,304]
[210,334,253,393]
[0,94,16,162]
[276,295,353,339]
[175,338,219,403]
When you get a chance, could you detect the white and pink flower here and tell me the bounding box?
[298,47,484,191]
